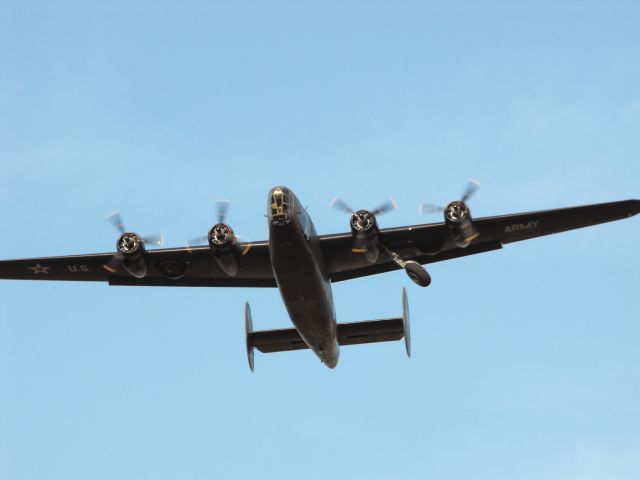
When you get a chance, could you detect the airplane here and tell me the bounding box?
[1,185,638,370]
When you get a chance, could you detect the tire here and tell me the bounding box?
[404,261,431,287]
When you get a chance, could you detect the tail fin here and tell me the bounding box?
[402,287,411,357]
[245,302,255,372]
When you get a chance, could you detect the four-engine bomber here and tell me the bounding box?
[1,186,638,370]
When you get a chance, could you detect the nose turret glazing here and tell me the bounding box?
[269,186,293,225]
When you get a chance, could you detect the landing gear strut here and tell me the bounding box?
[382,246,431,287]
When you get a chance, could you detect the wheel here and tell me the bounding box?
[404,261,431,287]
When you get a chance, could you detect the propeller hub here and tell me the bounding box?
[117,232,143,255]
[445,201,470,223]
[350,210,377,232]
[208,223,235,247]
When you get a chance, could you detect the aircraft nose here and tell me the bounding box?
[269,185,291,196]
[269,186,293,225]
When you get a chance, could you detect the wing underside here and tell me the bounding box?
[322,199,639,282]
[0,243,277,287]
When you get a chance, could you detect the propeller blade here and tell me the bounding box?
[102,253,122,273]
[216,199,230,224]
[106,211,126,234]
[234,234,253,255]
[241,241,253,256]
[187,235,209,247]
[461,179,481,203]
[418,202,445,216]
[142,234,164,246]
[330,197,354,214]
[371,198,397,216]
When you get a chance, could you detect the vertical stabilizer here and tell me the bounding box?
[245,302,255,372]
[402,288,411,358]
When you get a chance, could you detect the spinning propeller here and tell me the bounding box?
[418,179,480,216]
[185,200,252,272]
[330,197,397,217]
[330,197,397,263]
[419,180,481,248]
[331,197,396,249]
[106,211,164,246]
[186,200,234,248]
[216,199,230,224]
[103,211,164,277]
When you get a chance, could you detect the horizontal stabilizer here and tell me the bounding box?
[249,318,404,354]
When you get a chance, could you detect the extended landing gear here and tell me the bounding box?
[382,246,431,287]
[404,260,431,287]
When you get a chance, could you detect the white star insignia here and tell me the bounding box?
[28,263,50,274]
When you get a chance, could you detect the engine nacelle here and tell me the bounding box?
[208,223,239,277]
[116,232,148,278]
[444,201,478,248]
[350,210,380,264]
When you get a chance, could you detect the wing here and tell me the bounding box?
[323,199,639,282]
[2,200,637,287]
[0,242,277,287]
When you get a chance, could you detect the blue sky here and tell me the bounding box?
[1,1,639,479]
